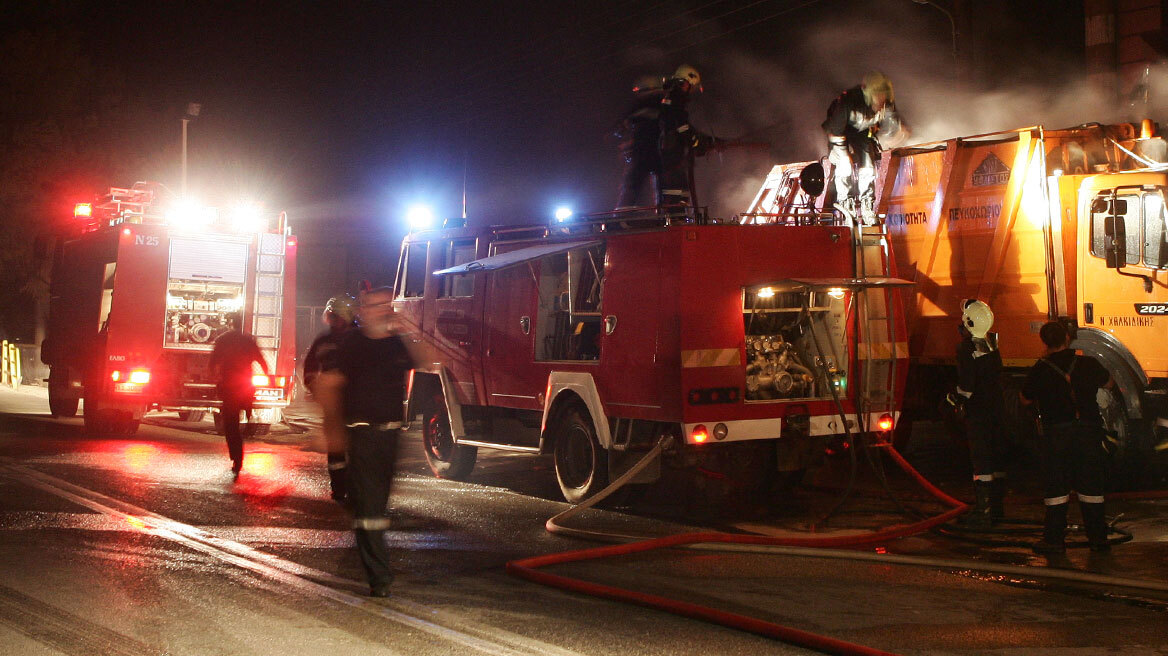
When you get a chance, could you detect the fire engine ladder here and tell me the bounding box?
[853,223,901,434]
[252,233,286,374]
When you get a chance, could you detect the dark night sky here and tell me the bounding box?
[5,1,1090,232]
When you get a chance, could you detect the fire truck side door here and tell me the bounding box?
[394,241,429,345]
[484,263,541,411]
[433,239,485,406]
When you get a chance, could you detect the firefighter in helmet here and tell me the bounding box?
[947,299,1008,527]
[614,65,714,210]
[304,294,358,503]
[822,71,909,224]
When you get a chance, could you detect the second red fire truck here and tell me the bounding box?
[394,205,910,502]
[42,182,298,435]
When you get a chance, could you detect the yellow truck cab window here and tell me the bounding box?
[1144,193,1168,268]
[1090,194,1141,265]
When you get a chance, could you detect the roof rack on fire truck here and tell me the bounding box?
[92,181,171,226]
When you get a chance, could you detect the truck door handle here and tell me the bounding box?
[520,316,531,335]
[604,315,617,335]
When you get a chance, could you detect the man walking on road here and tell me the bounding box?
[210,321,268,479]
[315,287,416,597]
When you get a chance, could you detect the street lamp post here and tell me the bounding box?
[181,103,202,197]
[912,0,958,72]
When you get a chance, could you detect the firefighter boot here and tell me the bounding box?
[1081,502,1110,552]
[990,477,1006,523]
[959,482,993,529]
[1033,503,1068,555]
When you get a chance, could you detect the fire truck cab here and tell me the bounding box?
[395,207,909,502]
[42,183,297,435]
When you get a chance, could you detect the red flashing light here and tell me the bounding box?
[128,369,150,384]
[74,203,92,218]
[691,424,709,443]
[252,374,270,387]
[877,413,894,432]
[110,370,121,382]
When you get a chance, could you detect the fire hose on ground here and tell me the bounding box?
[506,436,1168,656]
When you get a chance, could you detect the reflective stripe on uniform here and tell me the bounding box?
[1079,494,1105,504]
[973,474,993,482]
[1044,495,1070,506]
[328,461,347,471]
[353,517,392,530]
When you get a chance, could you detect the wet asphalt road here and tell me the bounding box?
[2,384,1168,655]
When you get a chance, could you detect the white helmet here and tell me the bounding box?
[673,64,702,92]
[961,299,994,338]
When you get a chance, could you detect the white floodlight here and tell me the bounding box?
[229,200,266,233]
[554,206,573,222]
[406,204,435,230]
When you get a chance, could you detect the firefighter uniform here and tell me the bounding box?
[1021,323,1113,554]
[615,65,711,210]
[304,295,357,503]
[210,328,267,477]
[822,72,906,221]
[615,84,665,209]
[657,78,713,208]
[955,331,1008,526]
[321,291,415,597]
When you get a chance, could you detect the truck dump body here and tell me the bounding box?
[748,122,1168,462]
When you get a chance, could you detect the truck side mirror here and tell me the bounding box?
[1103,213,1127,269]
[799,163,826,197]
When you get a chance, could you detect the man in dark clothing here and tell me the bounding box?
[614,77,666,209]
[304,294,357,503]
[1021,321,1115,554]
[822,71,908,224]
[615,65,713,210]
[209,323,268,478]
[951,300,1008,527]
[315,287,416,597]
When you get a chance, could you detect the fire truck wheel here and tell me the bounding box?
[422,394,477,480]
[553,405,609,504]
[48,388,79,418]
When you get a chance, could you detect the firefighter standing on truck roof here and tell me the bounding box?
[210,318,268,479]
[1021,321,1115,555]
[822,71,908,224]
[314,287,416,597]
[304,294,358,503]
[948,300,1009,528]
[615,65,714,210]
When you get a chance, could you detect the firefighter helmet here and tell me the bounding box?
[961,299,994,338]
[861,70,894,105]
[672,65,702,92]
[324,294,357,325]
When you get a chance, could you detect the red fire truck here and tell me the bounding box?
[394,206,910,502]
[42,182,297,435]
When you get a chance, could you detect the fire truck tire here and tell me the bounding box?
[48,388,79,418]
[178,410,206,422]
[422,393,477,480]
[553,404,609,504]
